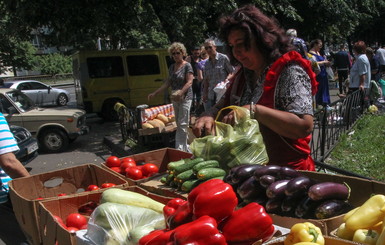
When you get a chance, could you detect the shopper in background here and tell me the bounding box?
[186,46,202,115]
[193,5,318,171]
[202,39,234,111]
[334,44,352,95]
[0,112,30,244]
[148,42,194,152]
[366,47,380,83]
[375,45,385,72]
[286,28,308,59]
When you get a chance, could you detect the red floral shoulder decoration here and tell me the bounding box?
[264,51,318,95]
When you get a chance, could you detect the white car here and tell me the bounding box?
[2,80,70,106]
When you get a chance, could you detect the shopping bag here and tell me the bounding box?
[190,106,269,170]
[326,66,334,81]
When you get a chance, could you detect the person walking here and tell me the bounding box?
[309,39,331,108]
[202,39,234,111]
[375,45,385,72]
[0,112,30,244]
[333,44,352,95]
[148,42,194,152]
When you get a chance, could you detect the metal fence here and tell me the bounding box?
[310,90,367,177]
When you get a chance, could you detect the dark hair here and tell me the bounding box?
[353,41,366,54]
[309,39,322,49]
[219,5,292,65]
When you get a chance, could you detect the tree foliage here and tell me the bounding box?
[1,0,385,75]
[35,53,72,76]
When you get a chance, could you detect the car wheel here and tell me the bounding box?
[57,93,68,106]
[101,99,120,121]
[38,129,69,153]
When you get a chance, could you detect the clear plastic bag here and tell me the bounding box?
[86,202,165,245]
[190,106,269,170]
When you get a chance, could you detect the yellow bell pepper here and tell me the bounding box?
[352,229,379,245]
[346,194,385,230]
[336,222,355,240]
[284,222,325,245]
[343,207,359,222]
[292,243,319,245]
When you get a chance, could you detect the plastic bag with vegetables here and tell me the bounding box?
[86,202,165,245]
[190,106,269,171]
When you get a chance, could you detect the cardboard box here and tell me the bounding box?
[270,171,385,235]
[38,186,173,245]
[102,148,192,185]
[262,236,363,245]
[9,164,130,245]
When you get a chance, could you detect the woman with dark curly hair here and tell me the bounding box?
[193,5,318,170]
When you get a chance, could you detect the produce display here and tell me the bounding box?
[335,194,385,244]
[159,157,227,192]
[105,155,159,180]
[224,164,354,219]
[139,179,275,245]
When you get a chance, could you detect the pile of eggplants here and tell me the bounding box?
[224,164,354,219]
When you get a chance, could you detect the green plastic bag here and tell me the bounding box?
[190,106,269,171]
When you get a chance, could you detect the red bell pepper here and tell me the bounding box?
[188,179,237,222]
[221,202,274,244]
[163,198,187,220]
[138,229,173,245]
[170,215,227,245]
[166,201,193,229]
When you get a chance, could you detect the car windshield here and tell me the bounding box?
[6,90,36,112]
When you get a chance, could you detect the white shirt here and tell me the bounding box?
[375,48,385,65]
[349,54,371,89]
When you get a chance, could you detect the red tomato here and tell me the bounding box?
[120,161,136,172]
[66,213,88,230]
[87,185,100,191]
[58,193,67,196]
[66,227,79,233]
[110,166,123,174]
[121,157,136,163]
[142,163,159,176]
[35,197,44,200]
[125,167,143,180]
[101,183,116,188]
[106,156,121,168]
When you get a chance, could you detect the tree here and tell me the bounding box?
[35,53,72,76]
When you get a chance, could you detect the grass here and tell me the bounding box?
[325,112,385,181]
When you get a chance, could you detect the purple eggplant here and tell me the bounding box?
[315,200,354,219]
[295,196,322,219]
[285,176,313,197]
[231,164,264,184]
[266,179,290,199]
[259,175,276,188]
[265,198,283,214]
[237,176,265,201]
[308,182,350,201]
[279,167,301,179]
[281,195,305,214]
[254,165,282,180]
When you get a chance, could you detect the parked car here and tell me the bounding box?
[10,125,39,164]
[1,80,70,106]
[0,88,89,153]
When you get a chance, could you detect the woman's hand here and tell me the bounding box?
[193,115,215,137]
[171,90,183,102]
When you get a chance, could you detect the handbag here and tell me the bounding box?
[326,66,334,81]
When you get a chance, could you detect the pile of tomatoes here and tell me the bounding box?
[105,156,159,180]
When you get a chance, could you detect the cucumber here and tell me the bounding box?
[173,158,204,174]
[181,179,203,192]
[197,168,226,181]
[167,159,187,170]
[192,160,219,173]
[165,173,175,185]
[175,169,195,183]
[160,176,167,184]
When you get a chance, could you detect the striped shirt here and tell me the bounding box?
[0,113,19,203]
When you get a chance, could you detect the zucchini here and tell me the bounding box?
[173,157,204,174]
[197,168,226,181]
[181,179,203,192]
[167,159,187,170]
[192,160,219,173]
[175,169,195,183]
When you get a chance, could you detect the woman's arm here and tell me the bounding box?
[148,79,170,101]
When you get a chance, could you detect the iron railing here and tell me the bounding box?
[310,90,365,176]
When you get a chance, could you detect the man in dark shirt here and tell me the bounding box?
[333,45,352,95]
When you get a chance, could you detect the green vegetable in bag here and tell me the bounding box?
[190,106,269,171]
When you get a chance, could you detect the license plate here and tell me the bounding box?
[27,142,39,154]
